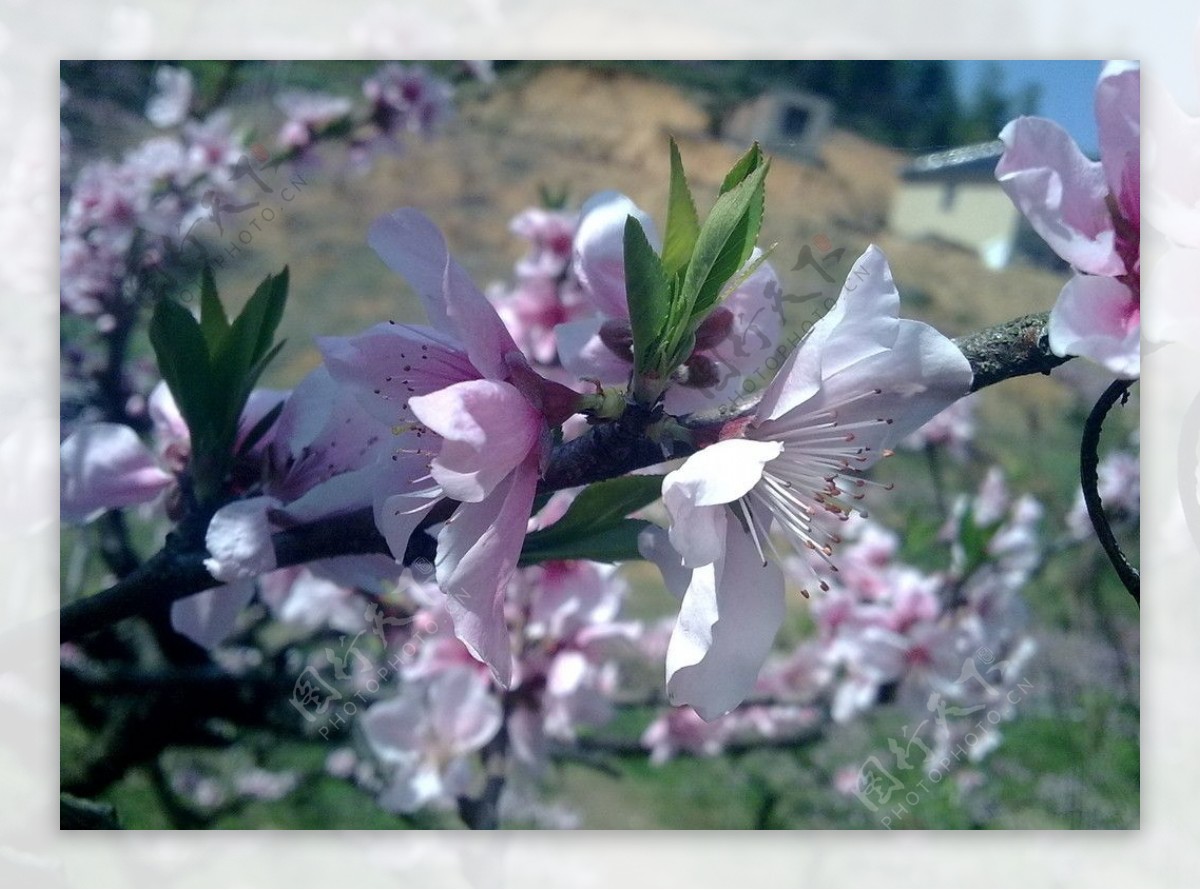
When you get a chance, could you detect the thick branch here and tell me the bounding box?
[952,310,1068,392]
[60,311,1073,640]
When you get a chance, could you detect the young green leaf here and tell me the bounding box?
[519,519,650,566]
[148,297,216,444]
[661,137,700,277]
[674,158,769,338]
[198,265,229,353]
[623,217,672,375]
[520,474,665,559]
[719,142,764,195]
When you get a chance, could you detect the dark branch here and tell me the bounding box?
[952,311,1069,392]
[1080,378,1139,603]
[60,311,1076,641]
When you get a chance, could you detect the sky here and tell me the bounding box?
[951,60,1106,155]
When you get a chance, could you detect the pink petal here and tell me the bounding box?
[169,580,255,649]
[148,381,189,453]
[318,323,480,428]
[410,379,542,503]
[555,316,633,384]
[997,116,1122,276]
[757,317,974,458]
[1095,61,1140,208]
[572,191,660,319]
[374,488,439,562]
[435,453,540,687]
[235,388,288,457]
[203,496,279,582]
[368,208,519,381]
[1048,274,1140,378]
[60,423,174,523]
[665,520,786,721]
[266,366,417,515]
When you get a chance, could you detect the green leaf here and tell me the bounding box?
[719,142,764,196]
[198,265,229,353]
[661,137,700,277]
[211,269,289,454]
[519,519,650,566]
[520,474,665,563]
[150,268,289,506]
[669,158,769,360]
[623,217,672,376]
[148,298,216,444]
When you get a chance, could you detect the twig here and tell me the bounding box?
[1080,379,1139,603]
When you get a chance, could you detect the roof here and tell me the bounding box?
[899,140,1005,182]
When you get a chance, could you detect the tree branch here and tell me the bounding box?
[1080,378,1139,603]
[60,311,1073,641]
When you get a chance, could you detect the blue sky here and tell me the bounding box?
[951,60,1106,156]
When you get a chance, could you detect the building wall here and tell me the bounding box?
[889,181,1022,269]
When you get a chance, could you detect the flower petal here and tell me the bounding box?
[203,496,279,582]
[319,323,480,427]
[361,685,429,763]
[368,208,519,380]
[1048,274,1140,378]
[60,423,174,523]
[997,116,1122,276]
[410,379,541,503]
[637,524,693,600]
[663,439,782,568]
[572,191,659,319]
[555,316,633,384]
[1095,61,1140,208]
[436,453,540,687]
[757,246,900,421]
[169,580,255,649]
[665,520,786,721]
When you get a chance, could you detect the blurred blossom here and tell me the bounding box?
[146,65,193,128]
[350,63,454,170]
[232,767,300,802]
[641,706,732,764]
[489,206,589,365]
[361,667,502,814]
[325,748,358,779]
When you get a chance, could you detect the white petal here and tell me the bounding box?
[661,438,780,568]
[665,523,786,720]
[203,496,279,582]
